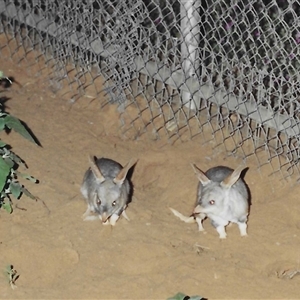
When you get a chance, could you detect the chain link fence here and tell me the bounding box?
[1,0,300,179]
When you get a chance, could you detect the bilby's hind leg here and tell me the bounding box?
[216,225,227,239]
[237,221,248,237]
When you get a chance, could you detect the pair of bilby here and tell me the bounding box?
[81,156,250,238]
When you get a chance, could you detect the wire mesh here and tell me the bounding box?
[0,0,300,179]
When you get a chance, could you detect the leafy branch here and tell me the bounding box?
[0,71,39,213]
[4,265,19,289]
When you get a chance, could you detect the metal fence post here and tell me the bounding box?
[180,0,201,111]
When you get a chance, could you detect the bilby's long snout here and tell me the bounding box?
[193,204,204,214]
[101,212,109,223]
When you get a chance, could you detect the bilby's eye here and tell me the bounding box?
[96,198,101,205]
[112,201,116,206]
[209,200,215,205]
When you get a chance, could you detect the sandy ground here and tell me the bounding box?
[0,53,300,299]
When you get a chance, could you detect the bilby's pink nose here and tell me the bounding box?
[101,212,109,223]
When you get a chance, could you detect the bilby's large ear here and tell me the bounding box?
[191,163,211,186]
[113,158,137,186]
[221,165,245,188]
[88,155,105,183]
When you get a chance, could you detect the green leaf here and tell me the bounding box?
[15,171,37,183]
[8,152,26,168]
[4,115,36,144]
[0,118,6,131]
[4,157,14,168]
[0,139,7,147]
[167,293,204,300]
[2,201,12,213]
[22,187,36,200]
[9,182,22,199]
[167,293,189,300]
[0,156,11,192]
